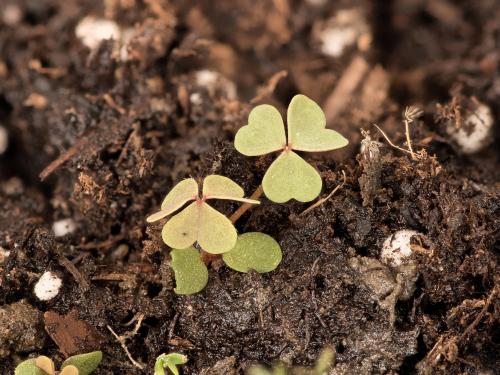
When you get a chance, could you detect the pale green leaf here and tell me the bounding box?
[162,202,238,254]
[171,248,208,295]
[287,94,348,152]
[15,359,46,375]
[313,347,335,375]
[223,232,282,273]
[262,151,322,203]
[197,203,238,253]
[61,351,103,375]
[203,175,260,204]
[154,353,188,375]
[162,202,199,250]
[235,104,286,156]
[59,365,79,375]
[147,178,198,223]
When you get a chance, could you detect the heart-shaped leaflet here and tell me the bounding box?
[287,94,348,152]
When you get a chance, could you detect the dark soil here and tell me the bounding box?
[1,0,499,374]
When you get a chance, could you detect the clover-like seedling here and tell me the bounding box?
[15,351,102,375]
[147,175,259,254]
[247,347,335,375]
[170,232,282,295]
[154,353,188,375]
[235,94,348,203]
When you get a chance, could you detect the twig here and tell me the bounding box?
[403,106,423,160]
[373,124,413,156]
[300,171,346,216]
[229,185,264,223]
[39,137,89,181]
[324,55,369,123]
[107,314,145,370]
[53,247,90,291]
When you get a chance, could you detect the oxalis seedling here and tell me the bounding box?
[235,94,348,203]
[148,175,283,295]
[147,175,259,254]
[15,351,102,375]
[154,352,188,375]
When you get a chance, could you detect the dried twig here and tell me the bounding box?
[39,137,89,181]
[373,124,413,156]
[107,313,145,370]
[300,171,347,216]
[403,106,423,160]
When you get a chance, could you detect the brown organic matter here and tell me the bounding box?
[0,1,499,374]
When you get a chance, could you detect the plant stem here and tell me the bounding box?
[229,185,264,223]
[404,118,416,159]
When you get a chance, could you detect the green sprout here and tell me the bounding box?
[170,232,282,295]
[15,351,102,375]
[147,175,259,254]
[235,94,348,203]
[154,353,188,375]
[248,347,335,375]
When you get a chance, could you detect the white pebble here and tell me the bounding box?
[52,219,76,237]
[318,9,370,57]
[75,16,121,50]
[446,102,494,154]
[381,230,420,267]
[34,271,62,301]
[194,70,237,99]
[0,126,8,155]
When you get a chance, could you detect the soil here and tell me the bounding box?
[0,0,499,374]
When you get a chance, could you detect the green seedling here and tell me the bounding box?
[235,94,348,203]
[15,351,102,375]
[171,232,282,295]
[247,347,335,375]
[154,353,188,375]
[147,175,259,254]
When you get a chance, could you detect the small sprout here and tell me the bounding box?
[15,352,102,375]
[147,175,259,254]
[223,233,282,273]
[235,94,348,203]
[247,347,335,375]
[154,353,188,375]
[171,248,208,295]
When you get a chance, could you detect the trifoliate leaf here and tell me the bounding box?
[203,175,260,204]
[235,104,286,156]
[171,248,208,295]
[287,95,348,152]
[223,232,282,273]
[61,351,102,375]
[262,151,322,203]
[162,202,237,254]
[14,359,46,375]
[147,178,198,223]
[154,353,188,375]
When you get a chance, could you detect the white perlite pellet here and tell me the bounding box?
[52,218,76,237]
[318,9,370,57]
[380,230,420,267]
[446,102,494,154]
[75,16,121,50]
[34,271,62,301]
